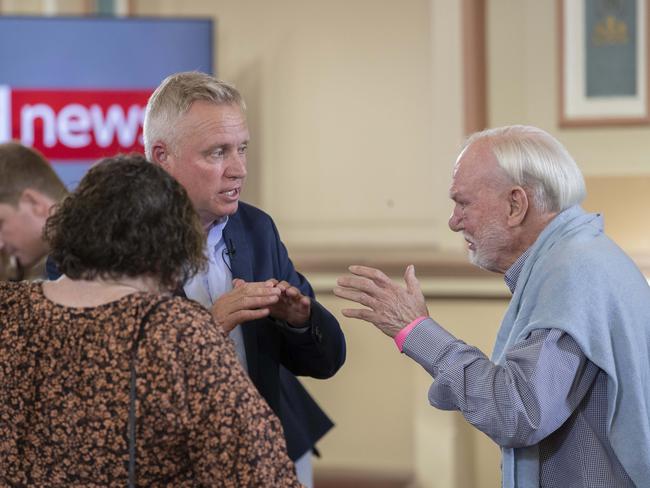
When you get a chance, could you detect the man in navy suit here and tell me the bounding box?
[142,71,346,487]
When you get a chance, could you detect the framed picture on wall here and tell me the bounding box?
[559,0,650,126]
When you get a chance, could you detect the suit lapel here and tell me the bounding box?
[223,210,260,385]
[223,211,253,282]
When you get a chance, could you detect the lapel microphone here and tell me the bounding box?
[225,239,237,258]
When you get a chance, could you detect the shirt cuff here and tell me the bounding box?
[394,316,428,352]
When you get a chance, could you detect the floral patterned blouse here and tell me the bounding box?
[0,281,301,487]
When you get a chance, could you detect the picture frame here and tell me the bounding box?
[558,0,650,126]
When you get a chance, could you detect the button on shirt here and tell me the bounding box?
[401,250,633,487]
[184,217,248,372]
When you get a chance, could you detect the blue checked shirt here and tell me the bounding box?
[403,251,633,487]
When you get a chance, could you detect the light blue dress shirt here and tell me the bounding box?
[183,217,248,372]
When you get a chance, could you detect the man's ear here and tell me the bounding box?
[507,186,529,227]
[19,188,56,219]
[151,142,170,168]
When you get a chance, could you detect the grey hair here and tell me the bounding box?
[463,125,586,213]
[143,71,246,160]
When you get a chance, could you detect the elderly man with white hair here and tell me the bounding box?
[335,125,650,487]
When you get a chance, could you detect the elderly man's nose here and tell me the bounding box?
[448,209,462,232]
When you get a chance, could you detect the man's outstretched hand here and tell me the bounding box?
[334,264,429,338]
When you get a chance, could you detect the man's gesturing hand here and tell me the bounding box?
[266,279,311,327]
[334,264,429,338]
[210,279,281,333]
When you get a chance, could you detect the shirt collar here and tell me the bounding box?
[206,216,229,249]
[504,246,532,294]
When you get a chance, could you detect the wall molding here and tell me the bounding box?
[291,246,509,299]
[291,246,489,277]
[315,469,413,488]
[292,245,650,298]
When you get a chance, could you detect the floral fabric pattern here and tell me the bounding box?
[0,281,300,487]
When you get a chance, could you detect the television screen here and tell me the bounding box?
[0,15,213,188]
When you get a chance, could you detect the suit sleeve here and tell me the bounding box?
[268,219,346,379]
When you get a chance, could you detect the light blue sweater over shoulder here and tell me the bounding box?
[493,205,650,487]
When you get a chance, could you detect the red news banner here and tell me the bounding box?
[0,87,152,160]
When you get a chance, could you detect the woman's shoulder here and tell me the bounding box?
[142,294,219,337]
[0,280,36,305]
[147,295,212,319]
[0,282,41,337]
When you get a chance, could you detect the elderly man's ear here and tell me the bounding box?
[507,186,529,227]
[19,188,56,219]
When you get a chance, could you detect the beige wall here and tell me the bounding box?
[4,0,649,486]
[1,0,466,251]
[1,0,87,15]
[133,0,464,252]
[409,297,506,488]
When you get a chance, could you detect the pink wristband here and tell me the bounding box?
[394,316,428,352]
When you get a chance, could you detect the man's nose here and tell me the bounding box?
[448,209,462,232]
[226,153,247,179]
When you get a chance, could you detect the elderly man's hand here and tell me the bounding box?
[334,264,429,338]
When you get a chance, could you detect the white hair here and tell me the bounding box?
[464,125,586,213]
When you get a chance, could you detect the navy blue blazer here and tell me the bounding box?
[48,201,346,461]
[222,202,346,460]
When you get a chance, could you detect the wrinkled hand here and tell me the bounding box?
[333,265,429,338]
[211,279,281,333]
[266,279,311,327]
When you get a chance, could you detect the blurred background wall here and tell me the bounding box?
[3,0,649,486]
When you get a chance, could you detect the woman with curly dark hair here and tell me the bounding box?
[0,154,300,487]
